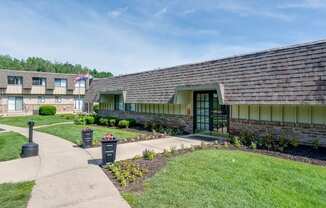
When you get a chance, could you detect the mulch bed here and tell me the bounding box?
[103,155,168,193]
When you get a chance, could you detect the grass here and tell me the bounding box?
[0,132,27,161]
[124,150,326,208]
[0,114,73,127]
[37,124,141,144]
[0,181,34,208]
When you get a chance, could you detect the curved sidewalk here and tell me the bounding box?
[0,124,130,208]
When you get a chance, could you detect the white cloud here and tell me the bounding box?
[279,0,326,9]
[154,7,168,17]
[108,6,128,18]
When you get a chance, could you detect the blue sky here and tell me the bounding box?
[0,0,326,75]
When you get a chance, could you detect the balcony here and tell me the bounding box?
[31,86,46,94]
[6,85,23,94]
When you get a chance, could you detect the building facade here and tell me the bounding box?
[85,40,326,146]
[0,70,89,116]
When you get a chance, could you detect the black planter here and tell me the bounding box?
[101,138,117,165]
[81,129,93,148]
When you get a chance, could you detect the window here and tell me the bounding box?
[75,80,86,88]
[7,76,23,85]
[55,96,63,103]
[8,96,23,112]
[32,77,46,86]
[38,96,45,104]
[74,97,83,111]
[54,79,67,87]
[114,95,124,111]
[125,103,136,112]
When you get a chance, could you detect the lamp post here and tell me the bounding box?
[21,121,39,157]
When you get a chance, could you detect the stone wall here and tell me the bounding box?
[100,110,193,133]
[229,119,326,147]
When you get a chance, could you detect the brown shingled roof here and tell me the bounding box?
[85,40,326,105]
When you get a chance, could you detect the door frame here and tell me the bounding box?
[193,91,230,134]
[193,91,214,133]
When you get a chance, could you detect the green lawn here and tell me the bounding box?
[0,132,27,161]
[0,181,34,208]
[37,124,141,145]
[0,115,73,127]
[124,150,326,208]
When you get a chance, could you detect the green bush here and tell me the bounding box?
[59,114,76,120]
[142,149,156,160]
[239,131,256,146]
[99,118,109,126]
[85,115,95,124]
[109,119,117,127]
[74,117,84,125]
[126,118,136,127]
[118,120,130,128]
[93,104,99,113]
[312,139,320,150]
[39,105,56,115]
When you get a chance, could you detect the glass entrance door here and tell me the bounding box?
[194,91,229,134]
[194,92,210,132]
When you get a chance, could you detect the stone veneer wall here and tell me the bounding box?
[229,119,326,147]
[99,110,193,133]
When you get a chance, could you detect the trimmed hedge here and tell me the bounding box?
[39,105,56,115]
[118,120,129,128]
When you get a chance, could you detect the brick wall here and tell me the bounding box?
[229,119,326,147]
[100,110,193,133]
[24,104,74,114]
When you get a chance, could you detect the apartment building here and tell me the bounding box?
[0,70,89,116]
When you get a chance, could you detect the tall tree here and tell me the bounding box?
[0,55,113,78]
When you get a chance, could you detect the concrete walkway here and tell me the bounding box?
[0,124,203,208]
[86,137,203,163]
[0,124,130,208]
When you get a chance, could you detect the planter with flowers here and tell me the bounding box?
[101,133,118,165]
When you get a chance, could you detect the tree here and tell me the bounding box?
[0,55,113,78]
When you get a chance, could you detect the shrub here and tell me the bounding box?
[109,119,117,127]
[250,142,257,150]
[290,137,299,148]
[99,118,109,126]
[312,139,320,150]
[233,137,241,148]
[126,118,136,127]
[85,115,95,124]
[118,120,130,128]
[74,116,85,125]
[278,132,289,152]
[239,131,256,146]
[39,105,56,115]
[261,131,274,150]
[142,149,156,160]
[93,104,99,113]
[59,114,76,120]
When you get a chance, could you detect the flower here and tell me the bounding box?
[103,133,114,141]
